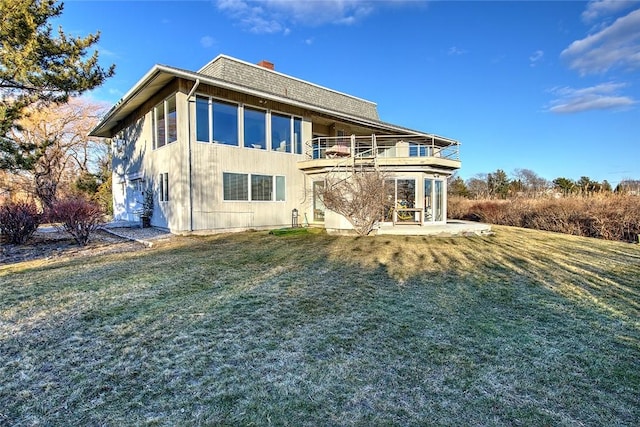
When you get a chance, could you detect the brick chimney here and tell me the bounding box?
[257,60,274,70]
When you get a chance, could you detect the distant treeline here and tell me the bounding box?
[449,168,640,199]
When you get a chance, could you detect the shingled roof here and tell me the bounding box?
[198,55,380,121]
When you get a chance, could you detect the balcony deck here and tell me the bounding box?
[297,134,461,173]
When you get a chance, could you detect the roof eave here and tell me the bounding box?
[90,65,457,146]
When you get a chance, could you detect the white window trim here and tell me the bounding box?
[222,172,286,202]
[153,95,177,150]
[195,95,241,146]
[194,94,302,154]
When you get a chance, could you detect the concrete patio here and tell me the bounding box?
[376,220,492,236]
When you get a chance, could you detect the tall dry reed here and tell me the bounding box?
[448,194,640,243]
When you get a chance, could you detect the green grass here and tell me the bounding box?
[1,226,639,426]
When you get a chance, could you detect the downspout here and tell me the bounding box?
[186,79,200,232]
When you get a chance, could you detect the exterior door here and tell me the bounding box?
[424,178,445,222]
[383,178,417,223]
[125,178,144,221]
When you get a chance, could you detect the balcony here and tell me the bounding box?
[297,134,461,173]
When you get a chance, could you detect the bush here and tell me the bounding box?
[0,201,42,244]
[449,194,640,243]
[48,197,104,246]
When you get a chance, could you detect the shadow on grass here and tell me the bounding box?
[1,227,639,425]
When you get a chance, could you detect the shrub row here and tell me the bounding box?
[449,195,640,243]
[0,197,104,246]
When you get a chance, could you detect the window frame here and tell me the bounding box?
[223,172,286,202]
[153,95,177,149]
[251,174,273,201]
[196,95,240,146]
[159,172,169,202]
[243,107,267,150]
[223,172,249,201]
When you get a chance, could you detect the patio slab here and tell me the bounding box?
[376,220,492,236]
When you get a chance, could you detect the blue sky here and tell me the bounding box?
[57,0,639,186]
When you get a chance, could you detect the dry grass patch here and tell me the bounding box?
[449,194,640,242]
[1,227,638,425]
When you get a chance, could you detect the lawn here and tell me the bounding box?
[1,226,638,426]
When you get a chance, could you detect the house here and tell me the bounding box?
[90,55,461,234]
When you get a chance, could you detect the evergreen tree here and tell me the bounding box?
[553,177,575,195]
[487,169,510,199]
[448,175,470,198]
[0,0,115,170]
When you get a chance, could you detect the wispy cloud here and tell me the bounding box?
[546,82,636,113]
[581,0,637,23]
[216,0,378,34]
[529,50,544,67]
[447,46,467,56]
[562,7,640,75]
[200,36,216,48]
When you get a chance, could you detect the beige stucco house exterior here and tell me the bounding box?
[90,54,461,234]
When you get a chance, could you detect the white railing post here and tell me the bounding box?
[372,134,378,169]
[351,134,356,168]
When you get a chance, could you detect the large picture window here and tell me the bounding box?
[154,95,177,149]
[271,113,291,152]
[244,108,266,149]
[213,102,238,145]
[196,99,301,152]
[223,172,285,201]
[196,97,239,145]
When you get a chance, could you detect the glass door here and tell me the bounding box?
[383,179,417,223]
[313,181,325,222]
[424,178,444,222]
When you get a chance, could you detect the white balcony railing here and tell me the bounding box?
[305,134,459,162]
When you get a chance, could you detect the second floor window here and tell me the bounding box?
[196,96,239,145]
[244,108,266,150]
[154,95,177,149]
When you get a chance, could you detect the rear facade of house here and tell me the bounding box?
[90,55,461,233]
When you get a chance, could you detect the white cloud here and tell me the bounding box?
[200,36,216,48]
[529,50,544,67]
[447,46,467,56]
[562,8,640,75]
[216,0,378,34]
[546,82,636,113]
[581,0,637,23]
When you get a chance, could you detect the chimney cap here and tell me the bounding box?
[257,60,274,70]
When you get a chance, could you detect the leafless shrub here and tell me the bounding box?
[0,201,42,244]
[319,170,390,235]
[47,197,104,246]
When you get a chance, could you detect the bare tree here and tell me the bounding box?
[466,174,489,199]
[319,169,390,235]
[7,98,108,208]
[513,168,549,197]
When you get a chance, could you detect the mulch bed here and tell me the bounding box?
[1,229,147,265]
